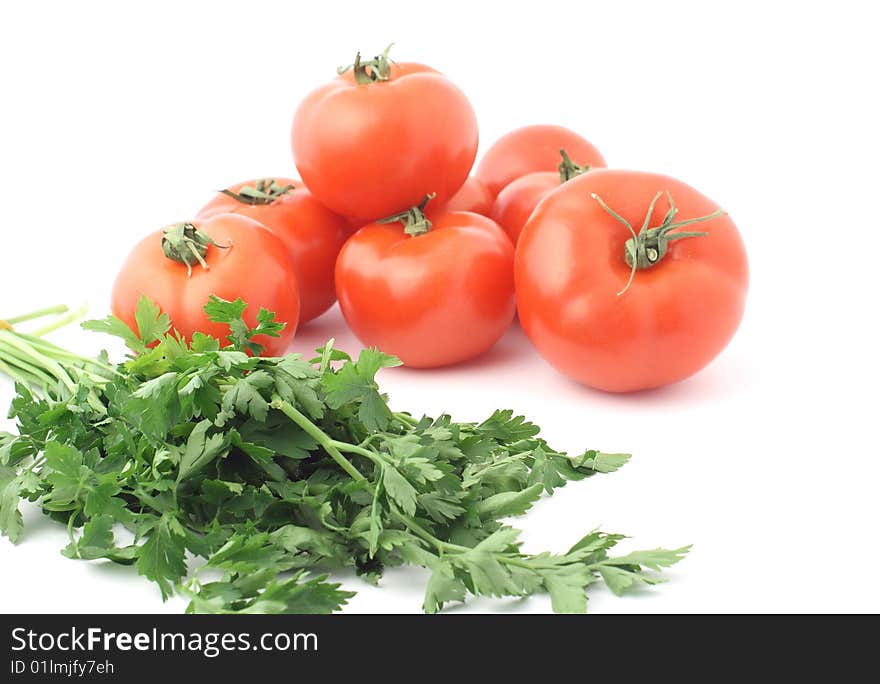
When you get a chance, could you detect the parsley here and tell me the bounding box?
[0,297,688,613]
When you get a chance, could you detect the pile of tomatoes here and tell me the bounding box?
[112,46,748,393]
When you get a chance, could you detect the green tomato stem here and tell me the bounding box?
[590,191,724,296]
[219,179,295,206]
[376,194,436,237]
[161,223,230,278]
[338,44,395,84]
[557,149,590,183]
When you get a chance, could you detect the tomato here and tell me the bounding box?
[292,46,478,223]
[476,125,606,198]
[515,169,748,392]
[196,178,347,324]
[442,176,493,216]
[335,199,515,367]
[112,214,300,355]
[490,150,592,244]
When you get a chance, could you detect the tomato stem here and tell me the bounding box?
[338,43,395,85]
[218,179,294,206]
[590,191,724,296]
[558,149,591,183]
[377,193,436,237]
[161,223,230,277]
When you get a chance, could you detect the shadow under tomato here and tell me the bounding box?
[553,353,759,409]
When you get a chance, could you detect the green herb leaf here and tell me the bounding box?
[136,515,187,600]
[204,296,285,355]
[322,348,401,430]
[1,295,688,615]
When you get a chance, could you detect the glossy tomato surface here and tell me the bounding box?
[197,178,347,324]
[292,61,478,223]
[442,176,493,216]
[490,171,559,244]
[476,125,606,198]
[515,169,748,392]
[336,212,515,367]
[112,214,300,355]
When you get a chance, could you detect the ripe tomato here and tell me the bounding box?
[292,47,478,223]
[491,150,592,244]
[515,169,748,392]
[112,214,300,355]
[196,178,347,324]
[442,176,493,216]
[476,125,606,198]
[335,199,515,367]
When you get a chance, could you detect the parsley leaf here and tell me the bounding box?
[0,297,688,614]
[136,514,188,600]
[82,295,170,354]
[322,348,401,430]
[204,296,285,355]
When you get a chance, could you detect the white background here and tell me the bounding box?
[1,1,878,614]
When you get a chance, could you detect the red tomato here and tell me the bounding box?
[292,47,478,223]
[112,214,300,355]
[491,150,592,244]
[442,176,493,216]
[476,125,606,198]
[335,200,515,368]
[196,178,347,324]
[346,216,367,234]
[515,169,748,392]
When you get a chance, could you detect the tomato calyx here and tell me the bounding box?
[338,43,394,85]
[219,179,294,206]
[591,191,725,296]
[558,149,591,183]
[377,193,436,237]
[161,223,230,277]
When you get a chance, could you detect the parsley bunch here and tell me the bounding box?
[0,297,688,613]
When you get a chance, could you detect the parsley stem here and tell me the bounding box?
[0,352,52,387]
[0,332,77,393]
[0,338,63,387]
[3,304,69,326]
[270,396,367,483]
[134,488,170,515]
[393,412,419,428]
[20,337,107,367]
[328,440,381,463]
[30,304,88,338]
[398,514,469,554]
[272,397,467,556]
[66,512,76,546]
[24,456,46,475]
[497,555,555,571]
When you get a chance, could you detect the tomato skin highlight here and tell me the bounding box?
[476,125,606,198]
[292,62,478,223]
[196,178,347,324]
[112,214,300,356]
[335,212,516,368]
[442,176,493,216]
[490,171,559,244]
[515,169,748,392]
